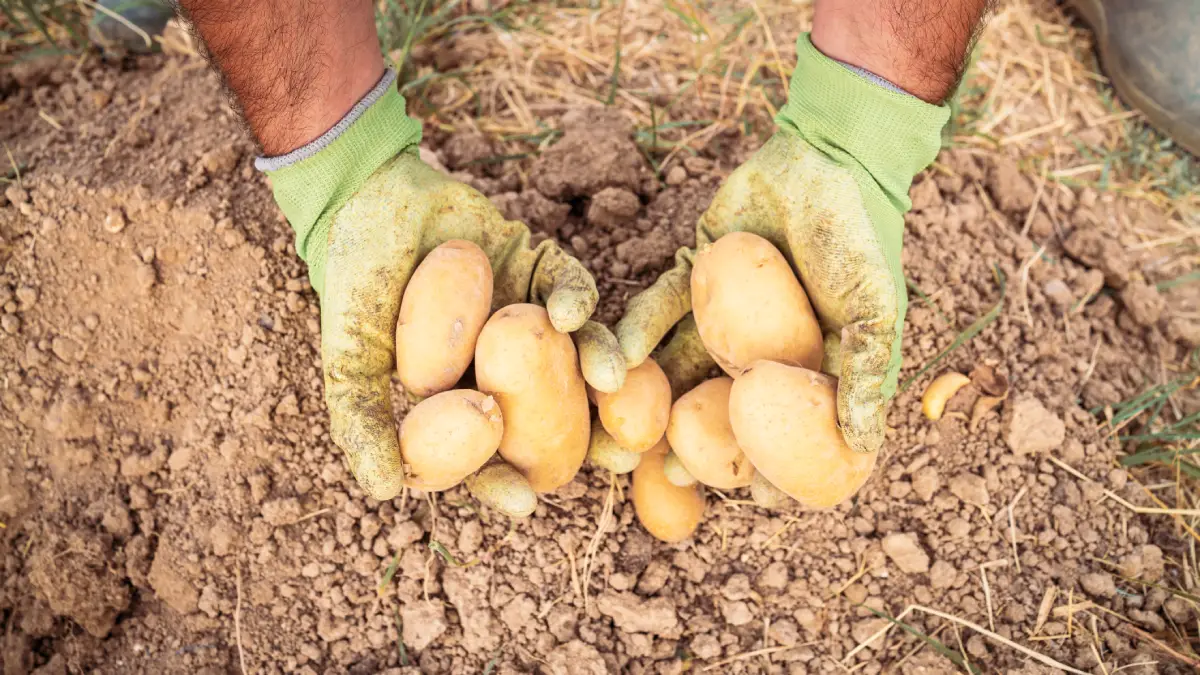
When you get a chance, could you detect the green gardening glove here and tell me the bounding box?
[615,34,949,455]
[261,70,626,501]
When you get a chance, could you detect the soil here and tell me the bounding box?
[2,47,1199,675]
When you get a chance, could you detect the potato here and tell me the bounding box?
[691,231,823,376]
[466,462,537,518]
[396,240,493,397]
[475,304,590,492]
[593,357,671,453]
[632,440,705,543]
[666,377,752,489]
[729,361,877,509]
[587,420,642,475]
[399,389,503,491]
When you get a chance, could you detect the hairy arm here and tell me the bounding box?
[176,0,385,155]
[812,0,993,103]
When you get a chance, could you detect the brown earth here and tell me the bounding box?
[2,45,1199,675]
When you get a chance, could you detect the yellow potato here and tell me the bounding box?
[593,358,671,453]
[666,377,753,489]
[400,389,504,491]
[691,231,823,376]
[729,361,877,509]
[632,440,705,543]
[396,240,493,397]
[475,304,590,492]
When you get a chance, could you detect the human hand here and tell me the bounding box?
[263,74,624,501]
[614,34,949,455]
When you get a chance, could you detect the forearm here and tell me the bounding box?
[177,0,385,155]
[811,0,993,104]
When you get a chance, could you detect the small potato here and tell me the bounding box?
[593,358,671,453]
[632,440,705,543]
[921,372,971,421]
[396,240,493,397]
[400,389,503,491]
[466,462,537,518]
[666,377,753,489]
[729,361,877,509]
[475,304,590,492]
[691,231,823,376]
[587,420,642,475]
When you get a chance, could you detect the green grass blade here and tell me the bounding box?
[377,551,403,597]
[900,266,1007,394]
[862,605,981,675]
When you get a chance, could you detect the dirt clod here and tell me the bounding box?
[1005,396,1065,455]
[881,532,930,573]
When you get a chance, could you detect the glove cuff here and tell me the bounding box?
[776,34,949,210]
[257,67,423,297]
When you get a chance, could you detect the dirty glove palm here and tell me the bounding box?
[616,35,949,454]
[261,71,622,500]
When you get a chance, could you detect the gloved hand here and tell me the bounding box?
[615,34,949,455]
[260,69,625,501]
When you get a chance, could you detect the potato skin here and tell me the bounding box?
[691,231,823,376]
[729,361,877,509]
[666,377,753,489]
[632,440,705,543]
[399,389,503,491]
[396,240,493,397]
[474,304,590,492]
[594,358,671,453]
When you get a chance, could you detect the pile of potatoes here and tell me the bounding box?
[394,240,589,519]
[396,233,878,542]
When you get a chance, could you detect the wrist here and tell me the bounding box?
[812,0,986,104]
[258,68,422,298]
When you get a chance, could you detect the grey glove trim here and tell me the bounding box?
[254,67,399,172]
[834,61,913,98]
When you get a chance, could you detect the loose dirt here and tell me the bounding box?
[2,46,1198,675]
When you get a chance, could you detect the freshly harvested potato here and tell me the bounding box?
[921,372,971,421]
[396,240,493,397]
[729,361,877,509]
[475,304,590,492]
[691,231,823,376]
[593,358,671,453]
[631,440,705,543]
[587,420,642,475]
[400,389,503,491]
[666,377,753,489]
[466,462,537,518]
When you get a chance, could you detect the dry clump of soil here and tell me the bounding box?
[2,50,1198,675]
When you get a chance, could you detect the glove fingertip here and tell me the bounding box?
[837,383,887,455]
[351,453,406,501]
[547,286,595,334]
[574,321,627,394]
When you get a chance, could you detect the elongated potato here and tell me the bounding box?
[666,377,753,489]
[475,304,590,492]
[691,231,822,376]
[396,240,493,397]
[593,357,671,453]
[400,389,504,491]
[729,361,877,509]
[632,440,705,543]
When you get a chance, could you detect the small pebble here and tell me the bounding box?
[665,165,687,186]
[103,208,127,233]
[1,314,20,334]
